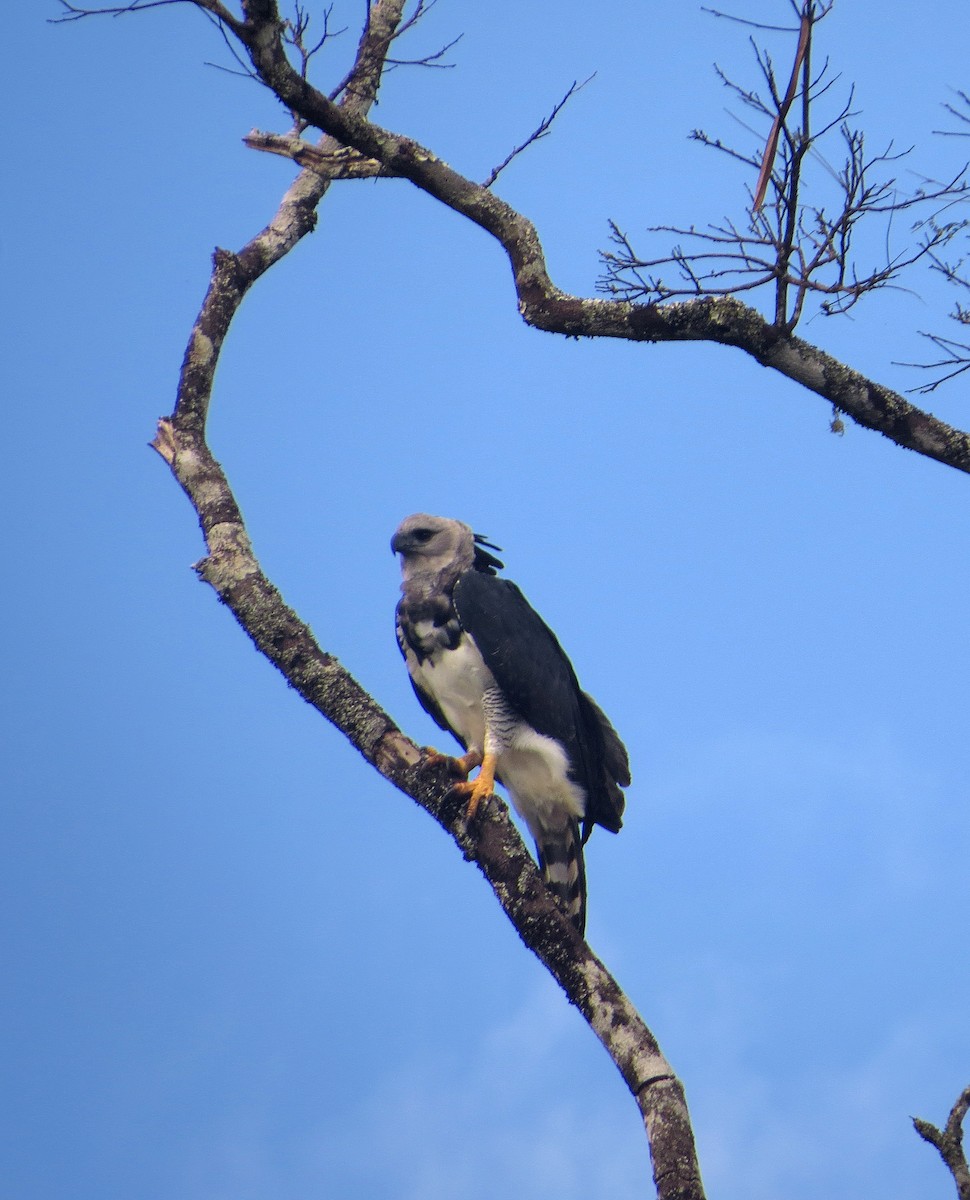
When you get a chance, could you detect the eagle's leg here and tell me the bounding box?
[452,751,497,821]
[422,746,483,779]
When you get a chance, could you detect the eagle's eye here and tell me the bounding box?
[412,528,434,544]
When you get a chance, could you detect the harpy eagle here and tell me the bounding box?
[392,513,630,933]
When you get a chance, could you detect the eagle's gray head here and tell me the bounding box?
[392,514,504,588]
[391,513,474,578]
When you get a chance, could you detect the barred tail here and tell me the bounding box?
[535,819,587,934]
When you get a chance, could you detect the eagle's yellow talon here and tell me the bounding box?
[452,752,497,820]
[423,747,483,779]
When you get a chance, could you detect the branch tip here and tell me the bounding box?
[150,417,178,465]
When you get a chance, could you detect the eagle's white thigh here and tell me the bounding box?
[498,728,586,843]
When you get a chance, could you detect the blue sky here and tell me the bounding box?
[5,3,970,1198]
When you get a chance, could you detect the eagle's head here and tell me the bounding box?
[392,513,503,581]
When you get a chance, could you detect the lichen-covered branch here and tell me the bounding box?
[138,3,706,1197]
[243,129,397,178]
[153,397,704,1197]
[221,0,970,477]
[913,1085,970,1200]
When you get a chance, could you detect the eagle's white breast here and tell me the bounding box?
[407,629,586,840]
[406,628,494,753]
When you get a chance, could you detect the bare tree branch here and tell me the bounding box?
[481,74,594,189]
[282,1,345,101]
[54,0,970,477]
[128,3,706,1196]
[600,6,969,335]
[51,0,241,28]
[200,0,970,476]
[243,128,398,177]
[385,31,461,70]
[752,1,811,209]
[902,92,970,386]
[901,330,970,393]
[939,89,970,136]
[700,0,834,34]
[152,406,703,1200]
[913,1085,970,1200]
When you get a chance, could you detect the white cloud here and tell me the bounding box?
[693,1018,952,1200]
[317,982,648,1200]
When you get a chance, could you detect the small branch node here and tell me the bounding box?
[150,417,178,465]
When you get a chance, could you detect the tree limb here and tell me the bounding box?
[65,0,970,473]
[225,0,970,476]
[136,2,706,1196]
[243,128,398,177]
[913,1085,970,1200]
[152,400,704,1199]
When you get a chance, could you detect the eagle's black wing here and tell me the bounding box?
[452,570,626,836]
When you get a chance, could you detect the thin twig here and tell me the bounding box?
[752,2,812,210]
[598,7,968,334]
[482,75,594,189]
